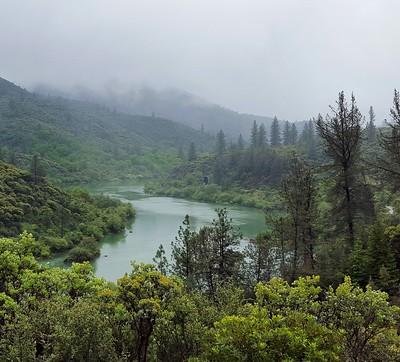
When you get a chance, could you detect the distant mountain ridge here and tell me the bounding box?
[34,83,279,139]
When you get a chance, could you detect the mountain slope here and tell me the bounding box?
[0,160,133,260]
[35,84,276,138]
[0,77,213,183]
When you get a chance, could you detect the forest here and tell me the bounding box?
[3,0,400,359]
[0,160,134,262]
[0,77,213,184]
[1,86,400,361]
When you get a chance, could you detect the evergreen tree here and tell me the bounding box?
[244,232,274,287]
[378,90,400,186]
[215,130,226,155]
[366,223,399,293]
[316,92,363,246]
[367,106,377,143]
[281,156,317,280]
[153,244,169,275]
[350,239,369,287]
[257,124,267,149]
[250,121,258,148]
[289,123,298,145]
[299,120,316,157]
[188,142,197,161]
[283,121,290,145]
[171,215,196,287]
[211,208,242,284]
[270,116,281,147]
[299,122,310,144]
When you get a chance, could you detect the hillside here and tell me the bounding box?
[0,160,134,260]
[0,77,213,183]
[34,84,278,139]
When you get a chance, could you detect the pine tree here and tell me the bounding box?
[367,106,377,143]
[188,142,197,161]
[153,244,169,275]
[216,130,226,155]
[281,156,317,280]
[258,124,267,149]
[290,123,298,145]
[270,116,281,147]
[350,239,369,287]
[316,92,363,246]
[366,223,399,293]
[250,120,258,148]
[244,232,274,286]
[378,90,400,185]
[171,215,196,287]
[283,121,290,145]
[211,208,242,284]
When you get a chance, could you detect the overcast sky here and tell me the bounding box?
[1,0,399,121]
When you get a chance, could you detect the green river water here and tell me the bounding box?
[46,185,267,281]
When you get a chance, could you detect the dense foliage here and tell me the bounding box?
[0,232,399,361]
[3,73,400,360]
[145,117,320,208]
[0,161,134,261]
[0,77,213,184]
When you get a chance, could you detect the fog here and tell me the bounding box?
[1,0,399,121]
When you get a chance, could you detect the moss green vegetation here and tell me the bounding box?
[0,161,134,261]
[0,231,399,361]
[0,77,213,184]
[145,181,280,209]
[3,76,400,360]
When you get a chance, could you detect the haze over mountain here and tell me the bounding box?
[33,83,277,139]
[0,76,213,183]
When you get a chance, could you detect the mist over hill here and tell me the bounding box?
[0,77,213,183]
[34,83,281,139]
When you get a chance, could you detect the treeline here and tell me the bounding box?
[152,90,400,294]
[0,161,134,262]
[149,114,323,202]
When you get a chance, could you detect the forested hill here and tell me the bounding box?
[0,160,134,260]
[0,77,213,183]
[34,84,277,138]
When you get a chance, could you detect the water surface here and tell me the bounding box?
[49,185,267,281]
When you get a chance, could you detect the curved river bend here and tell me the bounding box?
[48,185,267,281]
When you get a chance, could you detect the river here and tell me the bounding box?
[47,185,267,281]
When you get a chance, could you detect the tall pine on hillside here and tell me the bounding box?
[316,92,364,247]
[270,117,281,147]
[367,106,377,143]
[251,121,258,148]
[258,124,267,149]
[283,121,290,145]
